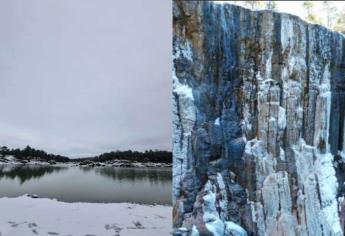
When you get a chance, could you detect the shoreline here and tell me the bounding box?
[0,195,172,236]
[0,156,172,168]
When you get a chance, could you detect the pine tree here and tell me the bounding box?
[265,1,277,11]
[243,1,264,10]
[334,10,345,34]
[302,1,323,25]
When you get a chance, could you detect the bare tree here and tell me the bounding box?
[322,1,338,28]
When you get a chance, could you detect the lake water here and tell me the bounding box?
[0,164,172,205]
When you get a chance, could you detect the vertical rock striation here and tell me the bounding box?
[173,1,345,235]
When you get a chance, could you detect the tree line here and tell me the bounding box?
[0,146,70,162]
[0,145,172,163]
[231,1,345,34]
[74,150,172,164]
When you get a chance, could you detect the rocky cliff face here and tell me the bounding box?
[173,1,345,236]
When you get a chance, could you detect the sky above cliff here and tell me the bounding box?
[0,0,171,157]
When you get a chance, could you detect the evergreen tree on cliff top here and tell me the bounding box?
[334,10,345,34]
[303,1,323,25]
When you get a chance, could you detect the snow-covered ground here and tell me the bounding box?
[0,195,172,236]
[0,156,61,166]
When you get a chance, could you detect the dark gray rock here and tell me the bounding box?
[48,160,56,165]
[173,1,345,235]
[79,160,94,166]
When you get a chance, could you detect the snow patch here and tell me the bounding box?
[173,40,193,61]
[203,180,247,236]
[225,221,248,236]
[0,195,171,236]
[278,106,286,130]
[203,181,225,235]
[216,173,228,220]
[293,138,342,235]
[279,147,285,161]
[265,51,273,80]
[191,225,199,236]
[172,39,196,202]
[315,152,342,235]
[173,71,194,101]
[214,117,220,126]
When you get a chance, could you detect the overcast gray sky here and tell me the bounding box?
[0,0,171,157]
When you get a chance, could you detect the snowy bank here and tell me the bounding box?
[0,155,172,168]
[0,196,172,236]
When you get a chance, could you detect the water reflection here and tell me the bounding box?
[0,164,67,184]
[81,166,171,183]
[0,164,172,204]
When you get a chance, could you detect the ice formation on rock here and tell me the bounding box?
[173,1,345,235]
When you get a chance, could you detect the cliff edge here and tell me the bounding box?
[173,1,345,235]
